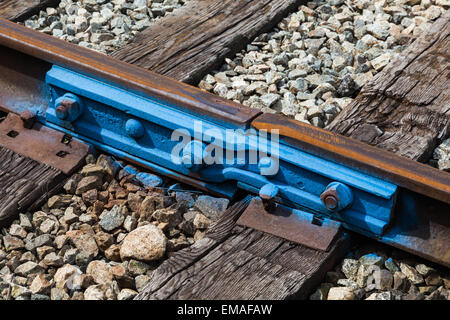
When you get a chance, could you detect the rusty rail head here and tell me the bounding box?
[252,113,450,205]
[0,18,260,129]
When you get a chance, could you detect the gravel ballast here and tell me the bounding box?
[0,154,227,300]
[199,0,447,128]
[21,0,190,54]
[197,0,449,169]
[311,240,450,300]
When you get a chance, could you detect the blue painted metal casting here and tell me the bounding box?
[42,65,398,239]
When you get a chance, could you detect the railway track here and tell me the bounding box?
[0,1,448,300]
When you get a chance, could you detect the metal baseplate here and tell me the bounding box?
[2,64,449,266]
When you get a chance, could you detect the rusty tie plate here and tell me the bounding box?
[0,113,90,175]
[237,198,342,251]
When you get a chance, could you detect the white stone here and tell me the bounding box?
[120,224,167,262]
[371,53,392,71]
[327,287,355,300]
[84,285,106,300]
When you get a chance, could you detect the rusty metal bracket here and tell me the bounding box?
[237,197,342,251]
[0,113,91,175]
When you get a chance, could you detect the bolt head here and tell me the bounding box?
[125,119,145,139]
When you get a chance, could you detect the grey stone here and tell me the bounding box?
[400,263,424,285]
[359,253,384,267]
[153,206,182,228]
[36,246,55,260]
[76,251,94,268]
[337,279,359,290]
[31,294,51,300]
[26,234,53,251]
[341,259,360,281]
[63,248,78,265]
[260,93,280,108]
[86,260,113,285]
[11,284,32,299]
[14,262,44,277]
[337,75,359,97]
[309,283,332,300]
[30,274,52,294]
[9,225,27,239]
[19,214,33,231]
[43,252,64,267]
[48,195,72,209]
[3,236,25,251]
[99,205,125,231]
[393,271,407,291]
[123,215,138,232]
[194,196,229,221]
[366,291,391,300]
[193,213,212,230]
[84,285,106,300]
[67,231,99,258]
[384,258,400,273]
[376,269,393,290]
[415,264,435,277]
[273,52,289,66]
[127,259,151,277]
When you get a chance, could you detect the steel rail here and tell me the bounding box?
[253,114,450,204]
[0,18,447,204]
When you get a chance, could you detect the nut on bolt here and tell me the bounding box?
[320,182,353,212]
[55,93,83,122]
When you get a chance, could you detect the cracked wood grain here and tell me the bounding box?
[0,147,66,227]
[326,10,450,163]
[136,196,350,300]
[0,0,60,21]
[111,0,307,84]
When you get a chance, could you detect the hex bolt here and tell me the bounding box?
[125,119,145,139]
[320,182,353,212]
[259,183,279,213]
[54,93,83,122]
[19,110,36,129]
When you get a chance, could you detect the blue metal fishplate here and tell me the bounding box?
[43,65,397,240]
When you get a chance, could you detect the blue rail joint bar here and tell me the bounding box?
[41,65,399,251]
